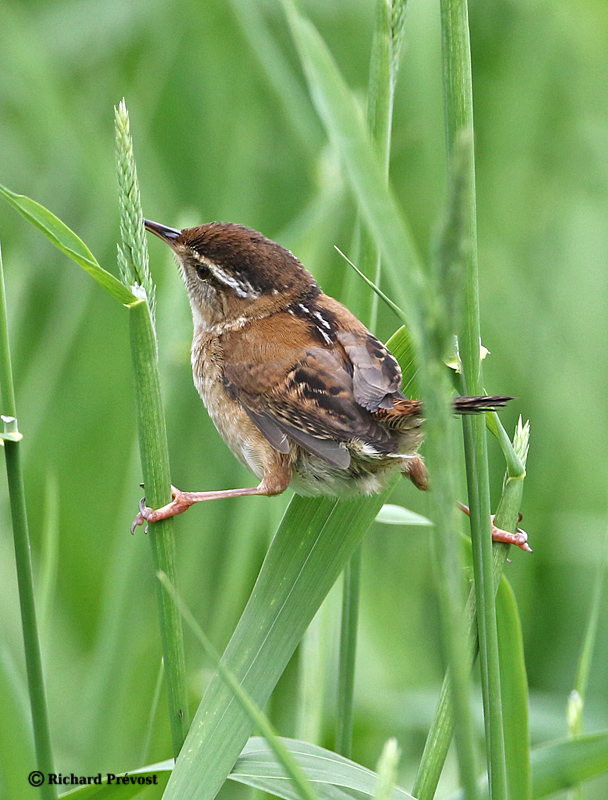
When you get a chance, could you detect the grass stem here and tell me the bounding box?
[335,0,405,755]
[0,238,58,800]
[115,102,190,756]
[413,416,529,799]
[440,0,508,796]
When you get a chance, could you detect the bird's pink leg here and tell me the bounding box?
[131,470,291,533]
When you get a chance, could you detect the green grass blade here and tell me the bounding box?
[532,732,608,798]
[229,737,415,800]
[58,734,416,800]
[281,0,427,347]
[352,0,405,327]
[446,731,608,800]
[226,0,322,153]
[374,504,432,526]
[496,576,532,800]
[570,525,608,716]
[159,572,322,800]
[163,491,394,799]
[0,184,137,306]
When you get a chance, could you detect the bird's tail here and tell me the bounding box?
[373,395,512,429]
[452,395,513,414]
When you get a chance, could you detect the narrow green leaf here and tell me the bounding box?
[335,543,361,758]
[496,576,531,800]
[60,735,419,800]
[228,738,414,800]
[281,0,427,347]
[335,246,409,329]
[158,572,322,800]
[0,184,137,306]
[375,504,432,526]
[446,730,608,800]
[532,732,608,798]
[163,492,394,799]
[572,526,608,703]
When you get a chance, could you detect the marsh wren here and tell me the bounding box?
[132,220,529,551]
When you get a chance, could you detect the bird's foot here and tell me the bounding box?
[491,515,532,553]
[457,503,532,553]
[130,485,193,533]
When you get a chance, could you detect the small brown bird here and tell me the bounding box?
[132,220,529,551]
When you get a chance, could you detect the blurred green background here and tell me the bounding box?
[1,0,607,797]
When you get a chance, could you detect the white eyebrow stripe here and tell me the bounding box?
[194,253,260,299]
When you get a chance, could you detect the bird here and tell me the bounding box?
[131,219,530,551]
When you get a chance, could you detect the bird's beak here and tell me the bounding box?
[144,219,182,246]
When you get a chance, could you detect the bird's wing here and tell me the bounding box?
[222,320,394,469]
[314,295,403,412]
[335,328,402,411]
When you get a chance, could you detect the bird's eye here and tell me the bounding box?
[195,263,211,280]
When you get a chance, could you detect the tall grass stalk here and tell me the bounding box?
[115,101,189,756]
[335,0,405,757]
[413,416,530,799]
[440,1,507,796]
[0,237,58,800]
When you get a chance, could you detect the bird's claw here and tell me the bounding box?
[130,496,154,534]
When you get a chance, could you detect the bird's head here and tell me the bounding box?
[144,219,317,329]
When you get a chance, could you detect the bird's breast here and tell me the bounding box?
[190,330,279,481]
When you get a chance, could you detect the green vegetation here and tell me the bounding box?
[0,1,607,799]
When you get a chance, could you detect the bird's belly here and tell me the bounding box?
[290,451,405,498]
